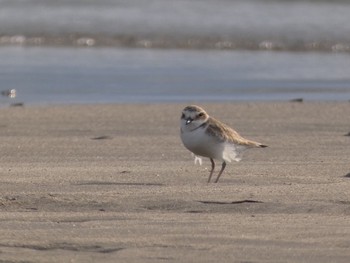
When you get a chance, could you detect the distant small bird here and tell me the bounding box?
[180,105,267,183]
[1,89,16,98]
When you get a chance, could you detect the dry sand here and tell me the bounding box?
[0,102,349,262]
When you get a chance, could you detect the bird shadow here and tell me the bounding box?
[198,200,263,205]
[75,181,164,186]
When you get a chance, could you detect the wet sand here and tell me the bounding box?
[0,102,350,262]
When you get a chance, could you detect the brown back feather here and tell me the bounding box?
[206,117,266,148]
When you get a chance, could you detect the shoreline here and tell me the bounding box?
[3,97,350,109]
[0,101,349,262]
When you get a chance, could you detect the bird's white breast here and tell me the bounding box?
[181,125,225,161]
[181,125,245,163]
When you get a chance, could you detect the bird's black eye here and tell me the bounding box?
[198,112,204,117]
[181,113,185,119]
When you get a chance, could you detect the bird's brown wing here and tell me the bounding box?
[206,117,266,148]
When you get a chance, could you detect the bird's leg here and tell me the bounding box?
[214,162,226,183]
[207,158,215,183]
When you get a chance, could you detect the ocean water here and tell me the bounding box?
[0,0,350,105]
[1,47,349,105]
[1,0,350,51]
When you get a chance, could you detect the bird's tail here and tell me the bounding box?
[247,140,268,148]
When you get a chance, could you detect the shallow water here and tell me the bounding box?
[1,47,350,105]
[1,0,350,105]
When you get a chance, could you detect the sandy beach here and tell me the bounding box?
[0,102,349,262]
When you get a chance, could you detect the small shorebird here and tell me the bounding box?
[180,105,267,183]
[1,89,16,98]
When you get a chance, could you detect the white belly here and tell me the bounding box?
[180,128,245,163]
[181,127,225,161]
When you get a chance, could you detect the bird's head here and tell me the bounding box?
[180,105,209,132]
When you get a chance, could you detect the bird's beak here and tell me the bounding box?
[186,118,193,125]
